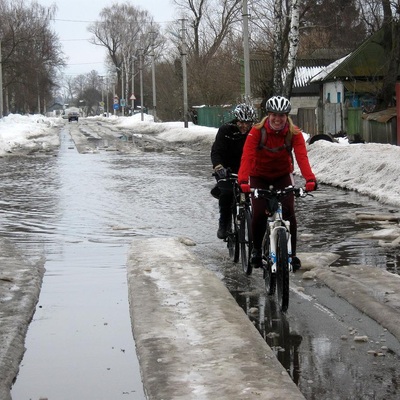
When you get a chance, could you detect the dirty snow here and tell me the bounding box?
[1,112,400,208]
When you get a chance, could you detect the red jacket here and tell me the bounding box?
[238,119,316,183]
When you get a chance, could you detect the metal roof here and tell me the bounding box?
[361,107,397,123]
[310,28,391,82]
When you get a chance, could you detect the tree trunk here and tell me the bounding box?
[283,0,300,98]
[272,0,284,95]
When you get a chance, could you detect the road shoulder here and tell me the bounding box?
[0,238,45,400]
[127,237,306,400]
[299,252,400,342]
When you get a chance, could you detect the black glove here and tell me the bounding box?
[214,164,227,180]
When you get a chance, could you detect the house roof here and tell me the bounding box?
[309,55,351,82]
[361,107,397,123]
[310,27,391,83]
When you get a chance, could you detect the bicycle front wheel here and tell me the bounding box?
[240,208,253,275]
[276,227,289,312]
[262,226,275,295]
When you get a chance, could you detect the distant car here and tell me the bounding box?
[62,108,80,122]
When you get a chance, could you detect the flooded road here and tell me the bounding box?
[3,118,400,399]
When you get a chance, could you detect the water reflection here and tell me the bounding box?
[231,290,302,384]
[295,184,400,272]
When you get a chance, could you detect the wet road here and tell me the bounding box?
[3,118,400,399]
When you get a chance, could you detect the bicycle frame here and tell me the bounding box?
[264,199,292,274]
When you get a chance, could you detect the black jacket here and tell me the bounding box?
[210,120,248,174]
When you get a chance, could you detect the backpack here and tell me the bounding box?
[257,127,293,153]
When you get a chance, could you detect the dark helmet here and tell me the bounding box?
[266,96,291,114]
[233,103,257,122]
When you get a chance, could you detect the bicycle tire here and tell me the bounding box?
[276,227,289,312]
[240,208,253,275]
[262,225,276,295]
[227,217,240,262]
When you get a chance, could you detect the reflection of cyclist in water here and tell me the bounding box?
[263,297,302,384]
[235,292,303,384]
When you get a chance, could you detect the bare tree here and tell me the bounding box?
[283,0,300,97]
[272,0,284,94]
[171,0,243,106]
[88,2,164,109]
[376,0,400,109]
[249,0,367,100]
[0,0,65,114]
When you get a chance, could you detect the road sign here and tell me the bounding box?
[120,99,126,107]
[130,94,136,100]
[114,98,119,105]
[113,103,119,110]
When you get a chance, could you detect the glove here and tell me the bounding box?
[214,164,227,179]
[240,183,251,193]
[305,179,317,192]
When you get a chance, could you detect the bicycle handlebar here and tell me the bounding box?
[252,185,311,199]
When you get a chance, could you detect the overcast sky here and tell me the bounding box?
[37,0,177,77]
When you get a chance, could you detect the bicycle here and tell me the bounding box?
[214,173,253,273]
[252,185,309,312]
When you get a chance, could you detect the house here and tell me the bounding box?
[289,49,350,136]
[307,27,399,144]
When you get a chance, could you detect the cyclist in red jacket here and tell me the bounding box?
[238,96,317,271]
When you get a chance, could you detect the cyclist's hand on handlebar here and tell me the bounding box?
[305,179,317,192]
[214,164,227,179]
[240,183,251,193]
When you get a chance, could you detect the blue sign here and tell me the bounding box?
[113,103,119,110]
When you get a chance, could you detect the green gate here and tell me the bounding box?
[195,106,235,128]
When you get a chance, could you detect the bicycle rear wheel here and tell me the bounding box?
[276,227,289,312]
[227,217,239,262]
[240,208,253,275]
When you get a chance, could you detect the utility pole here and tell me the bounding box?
[0,41,2,118]
[243,0,251,99]
[139,49,144,122]
[106,76,109,117]
[121,63,125,116]
[131,55,136,111]
[151,29,157,121]
[181,19,188,128]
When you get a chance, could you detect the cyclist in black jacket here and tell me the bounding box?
[211,103,257,239]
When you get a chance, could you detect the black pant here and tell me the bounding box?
[250,174,297,255]
[218,187,233,224]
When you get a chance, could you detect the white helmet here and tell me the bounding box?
[233,103,257,122]
[266,96,291,114]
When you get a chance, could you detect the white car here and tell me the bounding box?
[62,108,80,122]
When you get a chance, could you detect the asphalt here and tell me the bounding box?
[2,234,400,399]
